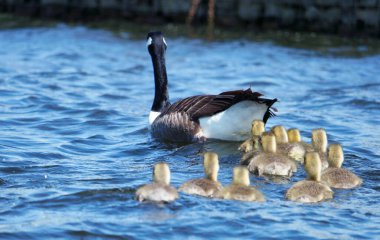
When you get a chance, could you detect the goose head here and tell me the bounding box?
[147,31,167,56]
[328,143,344,168]
[203,152,219,182]
[261,132,277,153]
[271,125,289,144]
[312,128,328,152]
[287,128,301,143]
[305,152,321,181]
[251,120,265,137]
[153,162,171,185]
[232,166,250,186]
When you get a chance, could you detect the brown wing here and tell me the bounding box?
[159,88,277,123]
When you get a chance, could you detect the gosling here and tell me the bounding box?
[287,128,314,153]
[321,144,362,189]
[136,162,178,202]
[239,120,265,165]
[311,128,329,170]
[248,133,297,177]
[218,166,265,202]
[286,152,333,203]
[271,125,306,162]
[179,152,222,197]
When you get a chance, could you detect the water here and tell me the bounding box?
[0,24,379,239]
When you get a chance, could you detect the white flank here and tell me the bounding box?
[199,101,268,141]
[149,111,161,125]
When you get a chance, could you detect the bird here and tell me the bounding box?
[286,152,333,203]
[146,31,277,142]
[239,120,265,165]
[311,128,329,170]
[247,132,297,177]
[135,162,179,202]
[271,125,306,162]
[287,128,314,153]
[217,166,265,202]
[321,144,362,189]
[179,152,223,197]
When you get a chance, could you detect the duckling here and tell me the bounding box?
[271,125,305,162]
[286,152,333,203]
[218,166,265,202]
[311,128,329,170]
[321,144,362,189]
[136,162,178,202]
[238,120,265,153]
[179,152,222,197]
[248,133,297,177]
[239,120,265,165]
[287,128,314,153]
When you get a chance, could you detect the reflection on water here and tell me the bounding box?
[0,22,379,239]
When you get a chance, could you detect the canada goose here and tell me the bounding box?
[248,133,297,177]
[239,120,265,165]
[218,166,265,202]
[179,152,222,197]
[311,128,329,169]
[271,125,306,162]
[321,144,362,189]
[147,31,277,142]
[136,162,178,202]
[286,152,333,203]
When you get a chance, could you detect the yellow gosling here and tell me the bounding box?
[321,144,363,189]
[238,120,265,153]
[271,125,306,162]
[179,152,222,197]
[218,166,265,202]
[136,162,178,202]
[311,128,329,170]
[288,128,314,152]
[248,133,297,177]
[286,152,333,203]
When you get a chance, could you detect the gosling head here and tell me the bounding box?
[153,162,170,185]
[271,125,289,144]
[305,152,321,181]
[312,128,328,152]
[261,132,277,153]
[328,143,344,168]
[203,152,219,181]
[288,128,301,143]
[232,166,250,186]
[251,120,265,137]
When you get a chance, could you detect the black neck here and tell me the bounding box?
[150,50,170,112]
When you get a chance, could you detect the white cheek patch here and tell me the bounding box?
[147,37,152,46]
[163,37,167,47]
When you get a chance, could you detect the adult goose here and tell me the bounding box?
[147,31,277,142]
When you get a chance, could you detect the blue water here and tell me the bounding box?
[0,25,379,239]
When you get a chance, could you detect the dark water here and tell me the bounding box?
[0,24,379,239]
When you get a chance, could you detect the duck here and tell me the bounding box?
[218,166,265,202]
[179,152,222,197]
[239,120,265,165]
[271,125,306,162]
[136,162,179,202]
[321,144,363,189]
[248,133,297,177]
[287,128,313,153]
[286,152,333,203]
[146,31,277,142]
[311,128,329,170]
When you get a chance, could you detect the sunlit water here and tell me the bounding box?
[0,25,379,239]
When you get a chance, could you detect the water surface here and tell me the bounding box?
[0,24,379,239]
